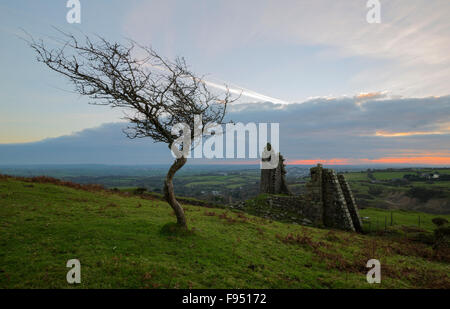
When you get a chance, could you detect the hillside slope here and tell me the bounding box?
[0,176,449,288]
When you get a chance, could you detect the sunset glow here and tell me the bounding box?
[374,130,448,137]
[288,156,450,166]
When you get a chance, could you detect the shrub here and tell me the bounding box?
[406,187,444,203]
[368,186,383,196]
[432,217,449,227]
[133,187,147,195]
[433,226,450,257]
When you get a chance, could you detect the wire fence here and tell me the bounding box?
[361,212,428,233]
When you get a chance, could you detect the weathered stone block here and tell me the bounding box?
[338,174,363,233]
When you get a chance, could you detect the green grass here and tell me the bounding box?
[412,181,450,189]
[226,184,244,189]
[185,181,227,187]
[344,173,369,181]
[372,172,410,180]
[184,175,253,188]
[0,177,449,289]
[359,208,450,233]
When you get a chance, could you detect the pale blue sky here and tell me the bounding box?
[0,0,449,144]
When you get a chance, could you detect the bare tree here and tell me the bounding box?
[27,31,237,228]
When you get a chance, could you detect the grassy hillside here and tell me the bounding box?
[0,176,449,289]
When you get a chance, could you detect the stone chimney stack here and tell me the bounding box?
[260,143,291,195]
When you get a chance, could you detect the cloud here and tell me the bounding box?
[288,157,450,165]
[1,96,449,165]
[356,92,386,100]
[123,0,450,98]
[225,95,450,161]
[202,78,290,104]
[374,130,450,137]
[141,60,289,104]
[0,123,169,165]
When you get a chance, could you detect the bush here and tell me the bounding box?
[134,187,147,195]
[355,193,373,200]
[368,186,383,196]
[406,187,444,203]
[409,232,434,245]
[432,217,449,227]
[433,226,450,251]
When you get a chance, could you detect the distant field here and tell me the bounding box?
[185,180,226,187]
[345,169,450,182]
[1,165,448,214]
[184,175,256,188]
[424,169,450,175]
[359,208,450,233]
[344,173,369,181]
[413,181,450,188]
[226,184,244,189]
[342,168,450,214]
[372,172,410,180]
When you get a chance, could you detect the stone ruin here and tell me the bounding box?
[259,150,363,233]
[259,143,291,195]
[304,164,363,232]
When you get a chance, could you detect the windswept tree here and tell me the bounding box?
[27,31,237,228]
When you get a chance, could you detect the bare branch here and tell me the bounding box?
[26,30,238,147]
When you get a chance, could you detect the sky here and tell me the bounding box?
[1,95,449,165]
[0,0,449,165]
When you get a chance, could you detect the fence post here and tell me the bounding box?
[418,216,421,228]
[390,212,393,226]
[385,216,387,231]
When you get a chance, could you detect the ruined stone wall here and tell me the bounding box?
[260,152,291,195]
[238,168,364,231]
[260,168,275,194]
[274,154,291,195]
[321,169,356,232]
[338,174,363,233]
[303,165,324,224]
[258,151,363,232]
[304,165,363,232]
[231,195,316,226]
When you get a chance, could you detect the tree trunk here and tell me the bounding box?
[164,157,188,228]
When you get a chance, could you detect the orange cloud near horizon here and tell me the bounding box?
[288,156,450,165]
[374,130,447,137]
